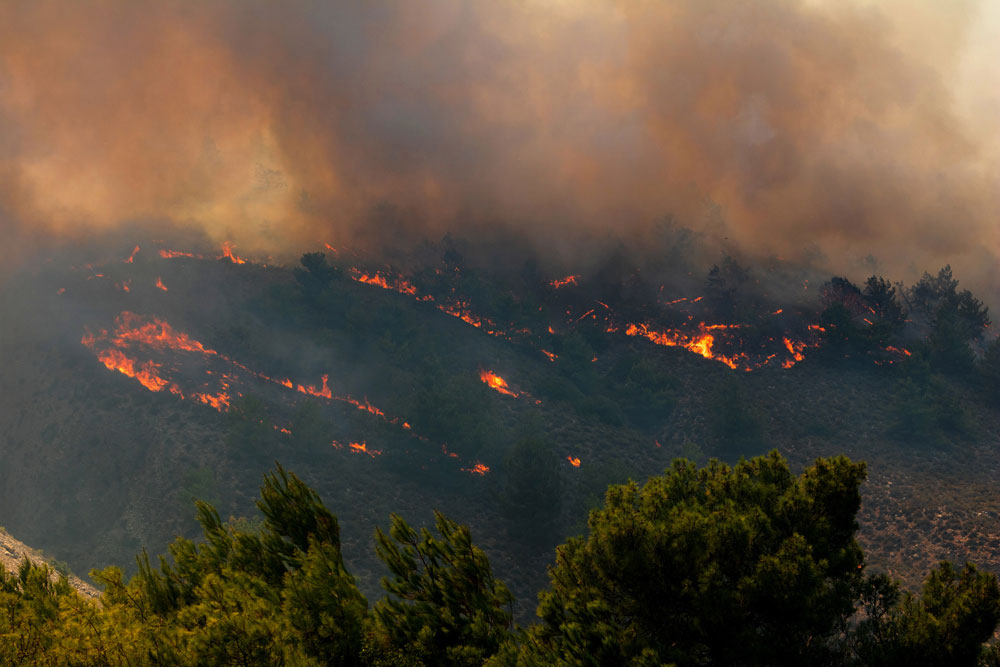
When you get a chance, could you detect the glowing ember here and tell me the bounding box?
[155,277,168,291]
[462,462,490,475]
[479,370,519,397]
[541,349,558,362]
[442,445,460,459]
[567,456,581,467]
[548,275,580,289]
[124,245,140,263]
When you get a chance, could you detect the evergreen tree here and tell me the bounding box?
[373,511,514,666]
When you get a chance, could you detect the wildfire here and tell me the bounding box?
[344,396,386,418]
[567,456,581,468]
[124,245,140,263]
[349,441,381,457]
[621,322,742,370]
[108,312,217,356]
[548,275,580,289]
[94,348,174,393]
[461,462,490,475]
[297,374,333,399]
[191,392,231,411]
[541,349,558,362]
[479,370,519,397]
[351,270,418,295]
[159,249,199,259]
[155,277,168,291]
[782,337,807,369]
[220,241,246,264]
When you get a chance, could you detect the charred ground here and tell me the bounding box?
[0,229,997,619]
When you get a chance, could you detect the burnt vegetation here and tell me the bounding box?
[0,231,998,663]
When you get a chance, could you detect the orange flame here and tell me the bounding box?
[108,312,217,355]
[462,462,490,475]
[782,337,807,368]
[349,441,381,457]
[548,275,580,289]
[94,348,175,393]
[191,392,231,411]
[479,370,518,397]
[541,349,558,362]
[159,249,199,259]
[344,396,386,418]
[567,456,581,467]
[124,245,140,263]
[220,241,246,264]
[155,277,168,291]
[622,322,741,369]
[352,270,419,295]
[297,374,333,399]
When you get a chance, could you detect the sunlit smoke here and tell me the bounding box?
[0,1,997,296]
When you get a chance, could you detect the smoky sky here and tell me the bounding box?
[0,0,997,295]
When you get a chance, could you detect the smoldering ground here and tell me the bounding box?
[0,0,997,301]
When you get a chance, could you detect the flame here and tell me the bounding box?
[442,445,460,459]
[567,456,581,467]
[548,275,580,289]
[124,245,140,263]
[541,349,558,362]
[352,270,419,295]
[155,277,168,291]
[159,249,199,259]
[93,348,175,393]
[108,312,218,355]
[191,392,231,411]
[479,370,518,397]
[220,241,246,264]
[324,243,338,254]
[782,337,807,369]
[344,396,386,418]
[461,462,490,475]
[622,322,741,370]
[350,441,381,457]
[297,374,333,399]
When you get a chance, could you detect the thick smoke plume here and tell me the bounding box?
[0,1,997,295]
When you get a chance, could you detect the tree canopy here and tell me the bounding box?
[2,456,998,666]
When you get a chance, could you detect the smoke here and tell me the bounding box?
[0,1,997,296]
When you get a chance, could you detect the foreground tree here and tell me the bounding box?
[3,458,998,666]
[373,511,514,667]
[509,452,868,666]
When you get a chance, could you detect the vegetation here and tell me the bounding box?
[3,456,999,666]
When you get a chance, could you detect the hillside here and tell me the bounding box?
[0,527,98,600]
[0,234,997,616]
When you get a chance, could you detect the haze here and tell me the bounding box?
[0,0,997,297]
